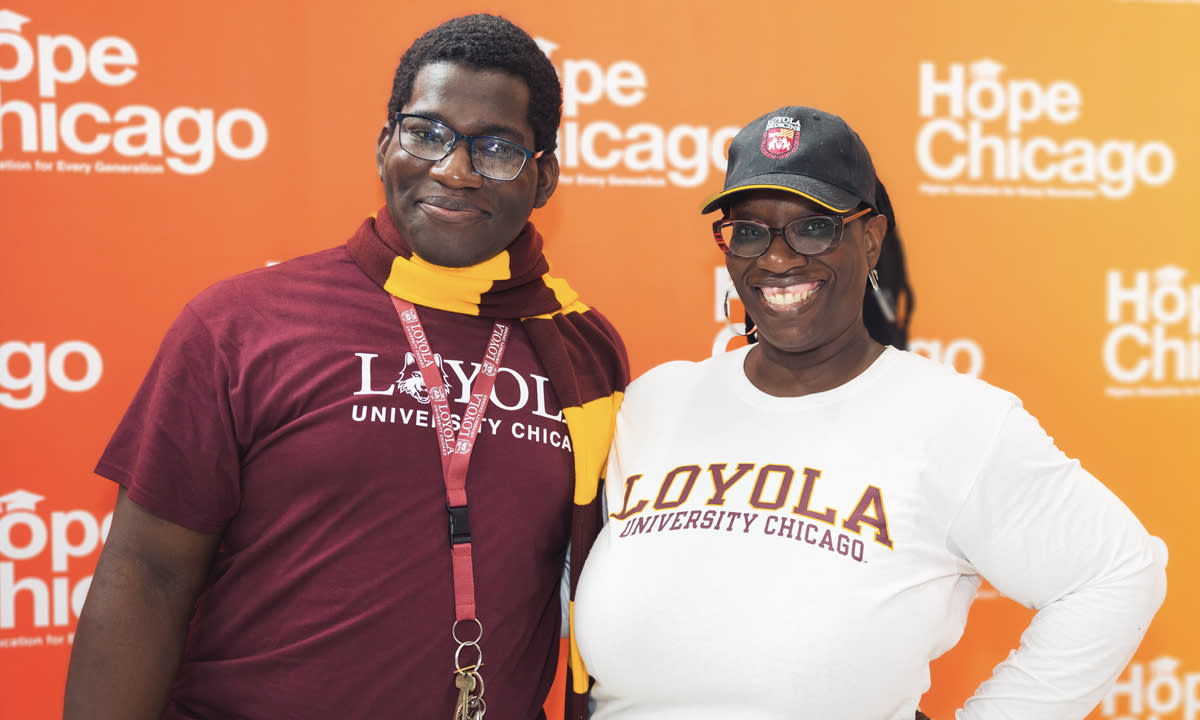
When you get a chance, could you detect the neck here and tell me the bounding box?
[347,209,578,319]
[743,330,885,397]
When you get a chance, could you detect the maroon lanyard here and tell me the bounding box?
[391,296,510,716]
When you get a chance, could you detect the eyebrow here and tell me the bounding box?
[409,111,529,143]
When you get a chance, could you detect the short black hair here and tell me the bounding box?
[387,14,562,153]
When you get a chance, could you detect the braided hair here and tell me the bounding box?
[862,179,915,349]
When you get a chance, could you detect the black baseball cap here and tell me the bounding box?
[701,106,879,215]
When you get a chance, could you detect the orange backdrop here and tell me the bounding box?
[2,2,1196,719]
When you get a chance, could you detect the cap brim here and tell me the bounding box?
[700,174,863,215]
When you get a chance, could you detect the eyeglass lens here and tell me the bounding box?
[719,216,840,258]
[396,115,530,181]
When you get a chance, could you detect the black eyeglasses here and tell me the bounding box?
[390,113,542,182]
[713,208,871,258]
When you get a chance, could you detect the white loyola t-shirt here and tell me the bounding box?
[574,346,1166,720]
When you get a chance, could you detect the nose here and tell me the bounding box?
[758,229,809,268]
[429,141,484,188]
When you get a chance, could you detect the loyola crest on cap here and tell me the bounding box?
[761,117,804,159]
[702,106,879,215]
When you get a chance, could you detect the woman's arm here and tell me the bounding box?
[947,406,1167,719]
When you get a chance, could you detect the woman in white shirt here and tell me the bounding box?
[572,105,1167,720]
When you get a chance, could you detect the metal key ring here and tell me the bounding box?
[455,642,483,673]
[452,618,483,645]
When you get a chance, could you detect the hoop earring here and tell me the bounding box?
[723,287,749,337]
[868,268,897,324]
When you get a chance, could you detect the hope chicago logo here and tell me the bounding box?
[916,58,1173,199]
[536,37,739,189]
[0,340,102,410]
[0,8,268,175]
[0,489,111,632]
[1104,265,1200,396]
[1101,656,1200,720]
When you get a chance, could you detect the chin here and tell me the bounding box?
[752,330,824,354]
[414,248,480,268]
[408,232,488,267]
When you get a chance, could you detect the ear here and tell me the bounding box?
[862,212,888,270]
[376,123,394,180]
[532,151,560,208]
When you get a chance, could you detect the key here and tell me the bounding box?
[469,677,486,719]
[454,672,476,720]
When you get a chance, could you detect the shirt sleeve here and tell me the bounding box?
[94,303,243,534]
[947,404,1168,720]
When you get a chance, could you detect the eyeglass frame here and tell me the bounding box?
[389,112,544,182]
[712,207,873,258]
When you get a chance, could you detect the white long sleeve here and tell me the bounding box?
[949,407,1168,719]
[574,346,1167,720]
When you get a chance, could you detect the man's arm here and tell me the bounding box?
[63,487,220,720]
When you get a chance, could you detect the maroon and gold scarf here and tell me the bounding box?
[347,208,628,720]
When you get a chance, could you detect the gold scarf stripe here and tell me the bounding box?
[543,270,581,309]
[568,600,588,693]
[563,393,623,506]
[564,394,622,696]
[382,250,513,316]
[381,248,585,320]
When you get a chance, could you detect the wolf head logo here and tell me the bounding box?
[395,352,452,404]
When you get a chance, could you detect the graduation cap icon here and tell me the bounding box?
[1154,265,1186,287]
[0,489,45,513]
[0,9,31,33]
[1148,655,1181,677]
[969,59,1005,80]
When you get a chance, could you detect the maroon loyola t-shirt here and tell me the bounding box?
[96,244,574,719]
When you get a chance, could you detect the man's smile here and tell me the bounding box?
[419,196,489,223]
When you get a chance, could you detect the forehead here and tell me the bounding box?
[727,189,825,218]
[404,61,533,143]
